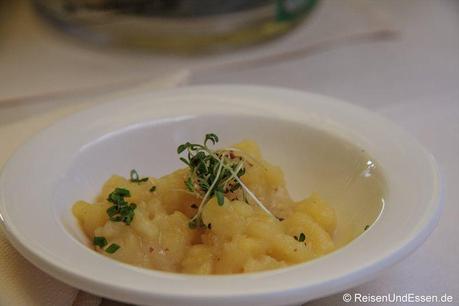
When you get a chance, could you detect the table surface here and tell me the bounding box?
[1,0,458,305]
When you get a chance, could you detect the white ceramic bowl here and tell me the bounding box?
[0,86,442,306]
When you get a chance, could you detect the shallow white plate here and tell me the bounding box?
[0,86,442,306]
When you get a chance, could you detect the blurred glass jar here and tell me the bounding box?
[34,0,319,54]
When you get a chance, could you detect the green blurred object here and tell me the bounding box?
[33,0,319,54]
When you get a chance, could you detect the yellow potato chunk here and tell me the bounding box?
[282,212,335,255]
[181,245,215,274]
[243,255,287,273]
[72,201,108,237]
[155,169,201,217]
[233,139,262,159]
[235,140,294,218]
[295,193,337,235]
[202,198,253,240]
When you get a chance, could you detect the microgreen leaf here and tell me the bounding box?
[177,144,188,154]
[179,157,190,166]
[215,190,224,206]
[185,176,194,192]
[204,133,219,146]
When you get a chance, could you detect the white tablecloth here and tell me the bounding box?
[0,0,457,305]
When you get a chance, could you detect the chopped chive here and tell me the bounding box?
[93,236,107,248]
[106,206,118,217]
[107,187,130,204]
[130,169,148,183]
[298,233,306,242]
[106,187,136,225]
[294,233,306,242]
[105,243,120,254]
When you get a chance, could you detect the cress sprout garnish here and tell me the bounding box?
[177,133,274,229]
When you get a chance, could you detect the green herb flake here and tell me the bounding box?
[294,232,306,242]
[106,206,118,217]
[107,187,130,204]
[299,233,306,242]
[115,187,130,196]
[364,224,370,231]
[105,243,120,254]
[93,236,107,248]
[149,186,156,192]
